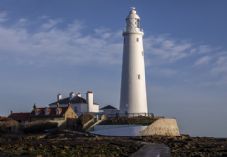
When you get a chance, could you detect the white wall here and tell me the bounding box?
[91,125,147,136]
[86,91,99,113]
[120,8,148,114]
[50,91,99,114]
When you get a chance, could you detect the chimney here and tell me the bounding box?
[69,92,76,100]
[86,91,93,112]
[57,102,60,108]
[45,107,49,115]
[76,92,82,97]
[57,93,62,101]
[10,110,13,115]
[33,104,36,110]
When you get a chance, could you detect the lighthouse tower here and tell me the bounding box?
[120,7,148,116]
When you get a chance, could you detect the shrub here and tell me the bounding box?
[0,117,19,133]
[78,113,94,125]
[23,121,58,133]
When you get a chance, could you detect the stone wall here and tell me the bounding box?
[64,106,78,120]
[140,118,180,136]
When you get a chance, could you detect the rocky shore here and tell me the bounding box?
[0,130,227,157]
[0,131,142,157]
[134,135,227,157]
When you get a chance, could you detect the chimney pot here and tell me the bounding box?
[57,93,62,101]
[69,92,76,100]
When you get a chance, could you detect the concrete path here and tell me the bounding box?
[130,143,171,157]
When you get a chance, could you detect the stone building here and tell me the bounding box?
[31,104,77,128]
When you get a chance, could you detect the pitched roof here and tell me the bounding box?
[49,96,87,106]
[8,112,31,122]
[100,105,118,110]
[31,106,70,117]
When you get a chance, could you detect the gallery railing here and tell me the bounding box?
[114,112,154,118]
[95,112,154,118]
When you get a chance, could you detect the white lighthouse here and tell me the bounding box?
[120,7,148,116]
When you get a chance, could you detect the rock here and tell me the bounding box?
[64,146,70,149]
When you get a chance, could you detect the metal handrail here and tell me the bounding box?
[95,112,154,118]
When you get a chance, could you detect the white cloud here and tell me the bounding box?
[194,56,211,66]
[211,56,227,75]
[41,19,62,30]
[0,19,122,65]
[0,15,226,85]
[197,45,212,54]
[17,18,28,25]
[144,35,193,62]
[39,15,50,20]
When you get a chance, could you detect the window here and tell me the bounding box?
[45,108,50,115]
[137,19,140,28]
[136,38,139,42]
[138,74,141,80]
[56,108,62,115]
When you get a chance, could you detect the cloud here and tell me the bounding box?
[144,35,193,63]
[0,10,8,23]
[0,13,223,69]
[211,55,227,75]
[197,45,212,54]
[194,56,211,66]
[0,14,227,89]
[41,19,62,30]
[2,15,208,68]
[18,18,27,24]
[0,18,124,66]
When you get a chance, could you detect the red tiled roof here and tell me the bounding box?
[8,112,31,122]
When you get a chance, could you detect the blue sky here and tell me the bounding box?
[0,0,227,137]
